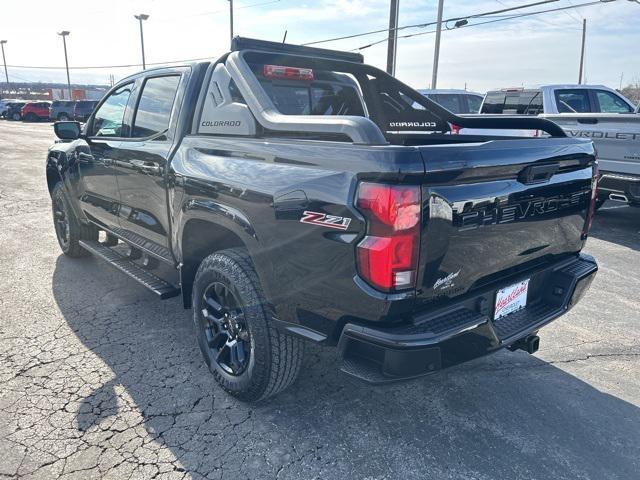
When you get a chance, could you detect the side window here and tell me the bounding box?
[430,94,463,114]
[555,89,591,113]
[91,83,133,137]
[132,75,181,138]
[594,90,633,113]
[466,95,483,113]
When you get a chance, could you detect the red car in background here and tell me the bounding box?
[21,102,51,121]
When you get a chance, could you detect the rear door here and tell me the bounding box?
[112,72,183,261]
[554,89,593,113]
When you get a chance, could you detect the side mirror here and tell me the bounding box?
[54,121,82,140]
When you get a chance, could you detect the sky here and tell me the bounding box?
[1,0,639,92]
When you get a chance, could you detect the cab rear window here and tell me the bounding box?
[250,64,366,117]
[481,91,543,115]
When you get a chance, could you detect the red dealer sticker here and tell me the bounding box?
[494,279,529,320]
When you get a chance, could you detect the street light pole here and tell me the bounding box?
[386,0,400,76]
[431,0,444,89]
[57,31,72,100]
[0,40,9,93]
[578,18,586,84]
[229,0,234,45]
[134,14,150,70]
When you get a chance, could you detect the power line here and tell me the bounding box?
[302,0,560,46]
[2,0,622,72]
[5,0,285,70]
[153,0,281,23]
[563,0,587,22]
[350,0,605,51]
[6,56,212,70]
[495,0,578,27]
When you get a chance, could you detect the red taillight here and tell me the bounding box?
[263,64,314,82]
[583,161,599,236]
[356,183,421,292]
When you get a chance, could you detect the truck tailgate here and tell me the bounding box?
[415,137,596,307]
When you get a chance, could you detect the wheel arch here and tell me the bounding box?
[46,164,63,195]
[179,216,267,309]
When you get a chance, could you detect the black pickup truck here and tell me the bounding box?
[47,38,598,401]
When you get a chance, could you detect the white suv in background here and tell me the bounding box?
[418,89,484,114]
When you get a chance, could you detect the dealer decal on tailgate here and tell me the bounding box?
[494,279,529,320]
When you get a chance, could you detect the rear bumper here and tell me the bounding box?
[338,254,597,384]
[598,171,640,205]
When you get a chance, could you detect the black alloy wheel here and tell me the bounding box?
[193,248,305,401]
[51,183,97,257]
[53,194,70,250]
[200,281,251,376]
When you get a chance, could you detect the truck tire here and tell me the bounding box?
[25,112,37,122]
[11,112,21,121]
[193,248,304,402]
[51,183,98,257]
[57,113,70,121]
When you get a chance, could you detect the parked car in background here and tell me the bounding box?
[456,85,640,207]
[418,89,484,114]
[73,100,99,122]
[6,102,27,120]
[21,102,51,121]
[0,99,21,118]
[49,101,75,121]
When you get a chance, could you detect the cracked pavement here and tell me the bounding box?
[0,121,639,479]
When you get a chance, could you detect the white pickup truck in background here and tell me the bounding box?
[450,85,640,207]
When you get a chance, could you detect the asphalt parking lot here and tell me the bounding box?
[0,120,638,480]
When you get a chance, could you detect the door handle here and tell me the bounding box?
[130,159,162,175]
[577,118,598,124]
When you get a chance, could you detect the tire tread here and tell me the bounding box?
[194,248,304,402]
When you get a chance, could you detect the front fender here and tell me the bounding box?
[46,142,86,222]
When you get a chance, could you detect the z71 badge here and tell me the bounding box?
[300,211,352,230]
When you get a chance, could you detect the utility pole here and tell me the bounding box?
[229,0,234,45]
[57,31,72,100]
[134,14,150,70]
[431,0,444,89]
[386,0,400,75]
[0,40,8,94]
[578,18,586,84]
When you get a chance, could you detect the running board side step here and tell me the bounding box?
[79,240,181,299]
